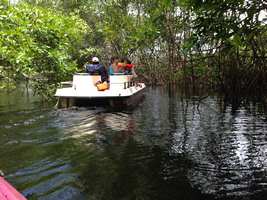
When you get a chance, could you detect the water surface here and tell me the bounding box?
[0,87,267,200]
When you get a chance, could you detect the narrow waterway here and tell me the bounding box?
[0,87,267,200]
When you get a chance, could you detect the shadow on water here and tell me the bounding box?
[0,86,267,200]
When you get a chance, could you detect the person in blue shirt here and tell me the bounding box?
[85,57,108,83]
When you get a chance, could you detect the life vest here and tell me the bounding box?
[117,63,134,70]
[96,81,109,91]
[125,64,134,70]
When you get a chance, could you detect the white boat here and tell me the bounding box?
[55,73,146,108]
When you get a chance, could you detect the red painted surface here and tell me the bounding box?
[0,177,26,200]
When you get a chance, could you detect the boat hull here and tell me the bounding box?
[56,87,145,109]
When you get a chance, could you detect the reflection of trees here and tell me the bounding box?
[73,88,267,200]
[80,139,209,200]
[78,88,208,200]
[182,96,267,198]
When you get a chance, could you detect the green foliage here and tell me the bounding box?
[0,2,88,98]
[1,0,266,96]
[183,0,266,47]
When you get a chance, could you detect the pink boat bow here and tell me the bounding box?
[0,177,27,200]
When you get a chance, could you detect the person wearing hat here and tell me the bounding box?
[85,57,109,91]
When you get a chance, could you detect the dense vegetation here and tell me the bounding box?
[0,0,266,97]
[0,0,88,97]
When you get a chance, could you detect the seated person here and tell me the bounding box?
[85,57,109,91]
[119,57,137,77]
[108,56,123,75]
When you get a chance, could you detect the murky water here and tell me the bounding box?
[0,87,267,200]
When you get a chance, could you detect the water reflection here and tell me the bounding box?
[0,87,267,199]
